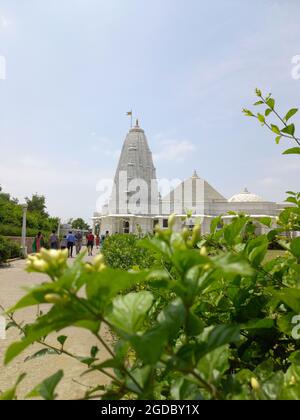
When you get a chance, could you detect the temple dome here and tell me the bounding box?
[228,188,264,203]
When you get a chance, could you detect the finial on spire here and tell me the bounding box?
[136,118,139,127]
[192,170,199,178]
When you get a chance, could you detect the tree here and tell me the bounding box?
[0,187,59,236]
[71,218,90,231]
[25,194,48,216]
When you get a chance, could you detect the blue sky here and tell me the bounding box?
[0,0,300,222]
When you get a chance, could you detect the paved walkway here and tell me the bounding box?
[0,258,111,400]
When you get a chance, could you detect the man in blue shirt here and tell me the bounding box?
[66,231,76,258]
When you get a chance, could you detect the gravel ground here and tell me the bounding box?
[0,258,111,400]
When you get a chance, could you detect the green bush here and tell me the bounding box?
[102,233,156,270]
[0,189,59,237]
[2,201,300,400]
[0,224,38,237]
[0,236,21,264]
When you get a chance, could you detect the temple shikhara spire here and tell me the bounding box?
[109,119,158,218]
[92,121,282,236]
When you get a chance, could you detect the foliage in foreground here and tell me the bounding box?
[1,196,300,400]
[1,89,300,400]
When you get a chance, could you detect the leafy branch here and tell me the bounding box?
[243,89,300,154]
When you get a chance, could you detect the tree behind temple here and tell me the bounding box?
[71,218,90,231]
[25,194,48,217]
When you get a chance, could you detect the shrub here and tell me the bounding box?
[2,204,300,400]
[102,233,156,270]
[0,236,21,264]
[0,237,10,263]
[0,224,37,238]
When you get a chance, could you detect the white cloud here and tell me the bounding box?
[153,137,197,163]
[0,15,12,29]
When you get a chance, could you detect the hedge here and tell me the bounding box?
[102,233,155,270]
[0,236,21,264]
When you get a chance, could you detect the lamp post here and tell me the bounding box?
[57,218,61,238]
[21,203,28,258]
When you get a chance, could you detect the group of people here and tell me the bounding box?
[32,230,110,258]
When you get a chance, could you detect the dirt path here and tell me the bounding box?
[0,259,111,400]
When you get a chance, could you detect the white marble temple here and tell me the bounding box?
[92,122,287,236]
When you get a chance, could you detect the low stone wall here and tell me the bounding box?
[4,236,35,253]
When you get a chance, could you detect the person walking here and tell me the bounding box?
[60,235,67,250]
[95,234,100,249]
[32,232,44,253]
[75,231,83,255]
[66,231,76,258]
[86,231,95,256]
[49,230,59,250]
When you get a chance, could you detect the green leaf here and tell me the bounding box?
[285,197,298,205]
[8,283,58,313]
[281,124,295,136]
[245,236,269,267]
[272,288,300,313]
[131,326,166,365]
[259,217,272,228]
[90,346,99,358]
[125,366,152,395]
[265,108,272,117]
[85,268,149,312]
[261,372,284,400]
[171,378,203,400]
[283,147,300,155]
[243,109,255,117]
[254,101,264,106]
[0,373,26,400]
[280,385,300,400]
[255,88,262,97]
[275,136,282,144]
[266,98,275,109]
[131,299,186,365]
[196,325,240,360]
[291,237,300,258]
[210,215,223,234]
[24,348,59,362]
[213,253,254,276]
[186,310,204,337]
[197,345,230,383]
[271,124,281,135]
[284,108,298,122]
[172,250,208,274]
[26,370,63,400]
[157,299,186,339]
[139,238,172,259]
[242,319,274,330]
[57,335,68,347]
[106,291,154,336]
[257,113,265,124]
[224,216,249,245]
